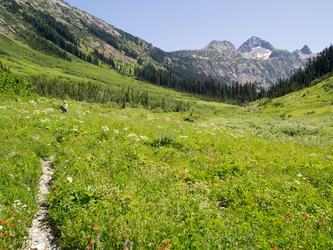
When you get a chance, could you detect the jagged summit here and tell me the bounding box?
[237,36,275,54]
[300,45,312,55]
[236,36,275,60]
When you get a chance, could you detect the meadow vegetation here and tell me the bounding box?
[1,71,333,249]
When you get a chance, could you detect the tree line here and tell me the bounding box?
[0,62,190,112]
[134,64,263,104]
[268,45,333,98]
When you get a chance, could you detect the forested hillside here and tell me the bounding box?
[268,45,333,98]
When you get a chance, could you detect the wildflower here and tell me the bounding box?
[168,245,172,248]
[125,239,131,245]
[0,219,3,223]
[5,222,9,225]
[0,226,2,230]
[67,177,73,183]
[0,233,3,237]
[110,232,113,236]
[286,216,289,220]
[139,135,148,140]
[287,212,290,216]
[303,213,306,217]
[304,216,308,221]
[102,126,109,133]
[10,211,14,215]
[91,240,95,244]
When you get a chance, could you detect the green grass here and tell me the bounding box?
[0,84,332,248]
[0,35,188,102]
[1,33,333,249]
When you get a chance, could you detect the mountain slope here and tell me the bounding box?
[0,0,318,88]
[169,36,317,87]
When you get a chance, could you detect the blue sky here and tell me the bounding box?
[65,0,332,53]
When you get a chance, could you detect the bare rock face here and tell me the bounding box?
[237,36,275,54]
[300,45,312,55]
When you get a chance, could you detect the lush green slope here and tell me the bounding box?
[1,73,332,248]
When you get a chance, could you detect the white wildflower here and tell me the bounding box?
[127,134,140,141]
[113,129,119,134]
[0,226,3,230]
[297,173,303,177]
[179,135,188,138]
[102,126,109,133]
[67,177,73,183]
[139,135,148,141]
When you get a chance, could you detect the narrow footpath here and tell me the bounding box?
[24,156,59,250]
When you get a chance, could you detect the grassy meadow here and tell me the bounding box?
[0,71,333,249]
[1,32,333,249]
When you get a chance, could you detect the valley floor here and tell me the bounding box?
[1,91,332,249]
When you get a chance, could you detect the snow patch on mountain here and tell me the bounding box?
[242,47,272,60]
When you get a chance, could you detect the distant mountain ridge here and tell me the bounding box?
[169,36,317,86]
[0,0,318,87]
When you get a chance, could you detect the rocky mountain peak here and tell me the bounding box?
[237,36,275,54]
[206,40,236,51]
[300,45,312,55]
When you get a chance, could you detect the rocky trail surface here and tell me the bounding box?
[24,156,59,250]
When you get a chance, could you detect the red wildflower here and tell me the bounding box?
[304,216,308,221]
[159,248,163,250]
[10,211,14,215]
[12,224,16,227]
[0,219,3,223]
[286,216,289,220]
[91,240,95,244]
[110,232,113,236]
[0,233,3,237]
[287,212,290,216]
[5,222,9,225]
[303,213,306,217]
[168,245,172,248]
[118,237,122,240]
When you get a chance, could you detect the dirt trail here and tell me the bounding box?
[24,156,59,250]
